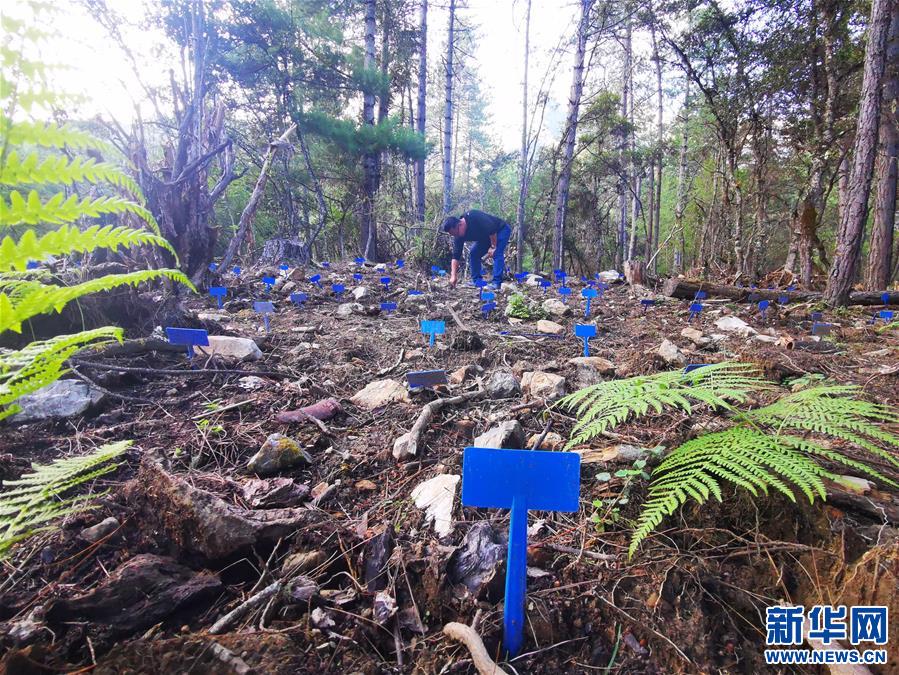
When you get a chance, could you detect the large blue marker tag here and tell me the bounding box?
[582,287,598,317]
[515,272,527,283]
[882,292,890,304]
[406,369,448,389]
[380,301,397,314]
[877,309,894,322]
[332,283,345,296]
[208,262,218,272]
[421,320,445,347]
[355,257,365,266]
[233,266,242,276]
[558,286,572,304]
[310,274,322,289]
[279,263,289,274]
[353,273,363,282]
[461,447,580,657]
[430,265,440,277]
[165,327,209,359]
[574,323,597,356]
[254,301,275,333]
[209,286,227,308]
[539,279,551,293]
[262,276,276,291]
[380,276,391,290]
[290,292,307,306]
[758,299,770,317]
[688,302,703,321]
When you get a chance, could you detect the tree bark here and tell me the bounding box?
[219,125,296,271]
[866,1,899,289]
[516,0,532,274]
[415,0,427,229]
[361,0,380,260]
[652,23,663,274]
[616,16,631,268]
[442,0,456,215]
[664,278,899,305]
[825,0,894,305]
[673,76,691,273]
[552,0,594,269]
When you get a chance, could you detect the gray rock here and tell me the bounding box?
[486,370,521,399]
[541,298,571,318]
[568,356,615,387]
[281,281,297,295]
[536,319,564,335]
[473,420,525,449]
[352,286,369,300]
[714,315,757,336]
[521,371,567,400]
[248,434,312,476]
[351,379,410,410]
[80,516,120,543]
[11,379,105,424]
[658,339,686,365]
[680,327,707,344]
[196,336,263,362]
[336,302,364,318]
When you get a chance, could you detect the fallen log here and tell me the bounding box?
[663,278,899,306]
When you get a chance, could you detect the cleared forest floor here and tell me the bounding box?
[1,263,897,674]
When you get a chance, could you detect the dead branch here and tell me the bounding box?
[209,581,282,635]
[393,390,484,460]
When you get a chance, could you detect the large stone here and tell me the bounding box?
[541,298,571,318]
[352,286,369,300]
[11,379,105,424]
[80,516,120,543]
[568,356,615,386]
[241,477,310,507]
[522,371,566,400]
[196,336,263,362]
[527,431,564,450]
[597,270,621,283]
[449,364,483,385]
[473,420,525,449]
[658,339,686,365]
[336,302,364,318]
[486,370,521,399]
[351,379,411,410]
[248,434,312,476]
[525,274,543,286]
[536,319,564,335]
[714,315,757,337]
[681,327,707,344]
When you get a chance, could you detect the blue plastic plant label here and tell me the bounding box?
[515,272,527,283]
[689,302,703,320]
[262,276,276,290]
[582,288,598,299]
[408,289,424,296]
[332,283,345,296]
[877,309,894,321]
[694,290,707,300]
[882,292,891,304]
[558,287,571,304]
[574,323,597,356]
[539,279,551,293]
[165,327,209,358]
[310,274,322,288]
[482,291,495,303]
[810,311,823,322]
[640,299,655,312]
[683,363,710,374]
[353,273,363,282]
[233,266,241,276]
[290,292,307,305]
[355,257,365,266]
[321,261,330,268]
[759,299,770,316]
[254,301,274,314]
[380,301,397,314]
[778,295,789,305]
[279,263,289,273]
[482,301,496,317]
[396,259,405,268]
[812,322,833,336]
[461,447,580,657]
[421,319,445,346]
[380,276,391,290]
[209,286,227,308]
[208,262,217,272]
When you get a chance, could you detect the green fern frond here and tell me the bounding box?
[0,441,128,559]
[0,152,144,202]
[0,327,123,420]
[558,362,769,448]
[0,224,175,271]
[1,269,194,333]
[0,118,112,154]
[0,191,159,233]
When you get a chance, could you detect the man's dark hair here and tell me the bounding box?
[442,216,460,233]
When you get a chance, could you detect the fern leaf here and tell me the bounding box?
[0,190,159,234]
[0,151,144,202]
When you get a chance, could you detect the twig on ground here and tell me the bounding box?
[378,348,405,376]
[208,641,253,674]
[70,358,293,379]
[209,581,282,635]
[393,389,484,459]
[443,622,510,675]
[191,398,256,420]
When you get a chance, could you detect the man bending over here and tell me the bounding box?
[442,210,512,290]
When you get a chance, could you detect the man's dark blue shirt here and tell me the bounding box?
[451,210,507,260]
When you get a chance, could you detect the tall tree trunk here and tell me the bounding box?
[616,16,631,267]
[825,0,893,305]
[552,0,594,269]
[652,23,663,274]
[673,76,690,273]
[442,0,456,215]
[516,0,532,274]
[415,0,427,229]
[361,0,380,259]
[866,1,899,289]
[219,125,296,271]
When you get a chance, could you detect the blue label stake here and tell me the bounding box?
[558,286,572,304]
[380,276,391,291]
[406,369,448,389]
[408,289,424,296]
[208,262,218,272]
[321,261,330,268]
[597,282,608,299]
[254,301,274,333]
[539,279,551,294]
[353,273,363,282]
[279,263,289,274]
[694,290,707,301]
[381,301,397,314]
[209,286,227,308]
[332,283,345,297]
[812,321,833,336]
[396,259,405,268]
[683,363,710,374]
[758,299,770,318]
[165,327,209,359]
[421,320,445,347]
[430,265,440,278]
[355,257,365,266]
[778,295,789,305]
[461,447,580,657]
[233,266,241,277]
[875,309,894,322]
[515,272,527,284]
[882,292,891,305]
[810,311,823,323]
[262,276,276,292]
[574,323,597,357]
[582,288,598,317]
[482,301,496,318]
[640,299,655,313]
[290,292,307,306]
[688,302,703,321]
[26,260,38,269]
[309,274,322,289]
